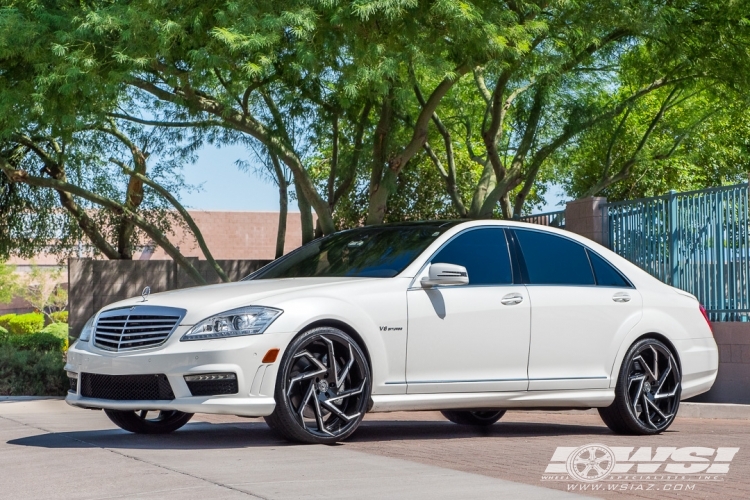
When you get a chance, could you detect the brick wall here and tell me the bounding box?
[688,322,750,404]
[68,258,270,336]
[564,197,607,245]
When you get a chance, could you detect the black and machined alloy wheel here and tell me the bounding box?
[265,327,371,444]
[598,338,681,435]
[104,409,194,434]
[441,410,506,426]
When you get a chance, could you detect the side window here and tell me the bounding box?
[587,250,631,287]
[431,228,512,285]
[515,229,595,285]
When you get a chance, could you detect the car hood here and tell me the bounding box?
[99,277,370,325]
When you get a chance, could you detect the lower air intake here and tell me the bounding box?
[80,373,175,401]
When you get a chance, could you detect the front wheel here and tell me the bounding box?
[441,410,506,426]
[598,338,681,435]
[104,409,193,434]
[264,327,371,444]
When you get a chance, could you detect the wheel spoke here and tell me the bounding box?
[287,350,327,396]
[336,344,355,389]
[641,392,656,428]
[649,345,659,380]
[630,374,645,409]
[645,397,672,420]
[634,354,657,381]
[321,336,339,382]
[296,380,316,428]
[311,388,333,436]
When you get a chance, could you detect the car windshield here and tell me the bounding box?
[247,224,455,279]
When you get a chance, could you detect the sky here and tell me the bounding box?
[180,142,567,214]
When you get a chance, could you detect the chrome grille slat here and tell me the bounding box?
[93,305,186,352]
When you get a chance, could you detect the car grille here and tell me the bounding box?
[80,373,175,400]
[93,306,185,352]
[68,376,78,394]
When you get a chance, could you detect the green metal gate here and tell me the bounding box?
[605,184,750,321]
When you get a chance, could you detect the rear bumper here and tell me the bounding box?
[677,337,719,400]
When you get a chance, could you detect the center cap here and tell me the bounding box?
[317,380,329,392]
[644,381,652,393]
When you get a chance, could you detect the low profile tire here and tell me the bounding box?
[441,410,506,426]
[104,409,194,434]
[598,338,681,435]
[264,327,371,444]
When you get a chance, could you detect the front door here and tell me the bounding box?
[406,227,531,393]
[512,228,643,391]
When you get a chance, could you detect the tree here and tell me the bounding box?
[0,260,17,304]
[18,264,67,321]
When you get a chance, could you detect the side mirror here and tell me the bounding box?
[421,263,469,288]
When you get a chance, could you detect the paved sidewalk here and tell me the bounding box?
[0,399,590,500]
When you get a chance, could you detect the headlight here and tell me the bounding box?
[79,315,95,342]
[181,306,283,341]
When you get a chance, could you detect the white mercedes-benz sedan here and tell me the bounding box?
[65,220,718,443]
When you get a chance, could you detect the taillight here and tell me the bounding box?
[699,304,713,335]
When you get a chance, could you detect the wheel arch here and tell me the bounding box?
[609,331,683,388]
[296,318,373,374]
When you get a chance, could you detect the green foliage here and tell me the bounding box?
[6,312,44,336]
[1,331,67,352]
[0,326,6,336]
[0,313,15,330]
[0,262,18,303]
[50,311,68,323]
[0,344,67,396]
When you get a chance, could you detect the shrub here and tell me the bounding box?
[0,313,15,330]
[3,332,67,352]
[50,311,68,323]
[0,344,67,396]
[0,326,6,336]
[7,312,44,335]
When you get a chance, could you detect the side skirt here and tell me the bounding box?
[369,389,615,413]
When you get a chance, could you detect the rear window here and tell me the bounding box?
[514,229,595,286]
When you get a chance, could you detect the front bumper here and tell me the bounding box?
[65,327,297,417]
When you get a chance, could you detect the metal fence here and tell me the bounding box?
[519,210,566,229]
[605,184,750,321]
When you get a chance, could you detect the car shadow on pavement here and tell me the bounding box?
[7,418,614,450]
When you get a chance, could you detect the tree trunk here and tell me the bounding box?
[295,178,314,244]
[270,154,288,259]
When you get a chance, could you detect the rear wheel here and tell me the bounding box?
[441,410,506,426]
[598,338,681,435]
[264,327,371,444]
[104,409,193,434]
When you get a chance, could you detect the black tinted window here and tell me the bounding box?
[431,228,512,285]
[251,226,449,279]
[588,250,630,287]
[515,230,594,285]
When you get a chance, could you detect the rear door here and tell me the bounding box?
[512,228,643,391]
[406,227,531,393]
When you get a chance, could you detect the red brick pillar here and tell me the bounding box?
[565,197,608,245]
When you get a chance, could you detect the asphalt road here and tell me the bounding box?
[1,399,748,500]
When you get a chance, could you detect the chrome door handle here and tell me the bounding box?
[501,293,524,306]
[612,292,631,303]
